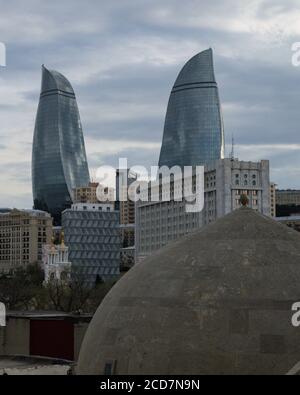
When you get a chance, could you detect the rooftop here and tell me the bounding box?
[0,355,72,375]
[7,311,93,322]
[0,208,51,217]
[276,216,300,221]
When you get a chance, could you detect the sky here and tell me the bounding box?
[1,0,300,208]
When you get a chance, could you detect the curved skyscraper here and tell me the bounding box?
[159,48,225,168]
[32,65,90,224]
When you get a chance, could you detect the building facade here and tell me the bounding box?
[158,48,225,168]
[270,182,276,217]
[74,182,99,204]
[136,159,270,262]
[275,189,300,217]
[116,169,136,226]
[74,182,115,204]
[0,209,52,273]
[62,203,120,285]
[42,240,71,283]
[32,65,90,225]
[116,169,137,269]
[276,189,300,205]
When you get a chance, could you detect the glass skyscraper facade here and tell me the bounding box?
[159,48,225,168]
[32,65,90,224]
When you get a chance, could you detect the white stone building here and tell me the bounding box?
[42,238,71,283]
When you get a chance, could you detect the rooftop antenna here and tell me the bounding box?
[230,134,235,161]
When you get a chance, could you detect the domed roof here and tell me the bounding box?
[77,208,300,375]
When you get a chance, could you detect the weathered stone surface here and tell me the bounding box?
[77,208,300,375]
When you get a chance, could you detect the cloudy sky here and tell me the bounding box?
[0,0,300,208]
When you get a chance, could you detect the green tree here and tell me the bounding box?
[0,264,44,309]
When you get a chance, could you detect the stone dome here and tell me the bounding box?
[77,208,300,375]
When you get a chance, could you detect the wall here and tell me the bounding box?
[0,318,30,355]
[74,323,89,361]
[30,319,74,360]
[0,316,90,362]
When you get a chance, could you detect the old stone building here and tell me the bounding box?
[0,209,52,273]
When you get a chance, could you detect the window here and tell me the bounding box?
[104,360,116,375]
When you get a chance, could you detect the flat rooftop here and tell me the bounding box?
[0,356,72,375]
[276,216,300,221]
[7,310,93,322]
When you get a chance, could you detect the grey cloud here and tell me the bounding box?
[0,192,32,209]
[1,0,300,208]
[0,161,31,183]
[89,146,159,170]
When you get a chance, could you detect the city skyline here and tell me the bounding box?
[1,1,300,378]
[1,1,300,208]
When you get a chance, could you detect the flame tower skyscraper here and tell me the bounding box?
[32,66,90,224]
[159,48,225,168]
